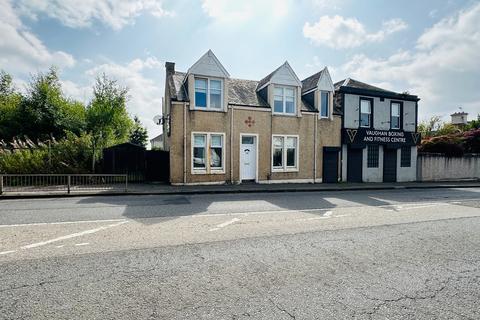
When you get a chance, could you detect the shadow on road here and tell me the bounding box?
[74,187,480,225]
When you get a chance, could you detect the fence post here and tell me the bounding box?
[125,174,128,192]
[67,175,71,194]
[0,175,3,195]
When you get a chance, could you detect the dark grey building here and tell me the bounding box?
[335,79,421,182]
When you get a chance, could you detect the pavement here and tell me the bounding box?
[1,179,480,199]
[1,187,480,319]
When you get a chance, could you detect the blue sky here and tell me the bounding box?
[1,0,479,140]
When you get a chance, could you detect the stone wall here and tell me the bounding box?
[417,153,480,181]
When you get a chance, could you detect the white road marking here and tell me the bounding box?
[209,218,240,231]
[0,219,127,228]
[20,221,128,250]
[55,245,65,248]
[0,250,16,255]
[75,243,89,246]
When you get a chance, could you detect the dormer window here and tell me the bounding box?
[320,91,329,118]
[274,86,296,115]
[194,77,223,110]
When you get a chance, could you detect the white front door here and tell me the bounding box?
[241,136,256,181]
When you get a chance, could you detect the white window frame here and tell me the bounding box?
[273,86,296,116]
[320,91,330,118]
[194,77,224,111]
[391,102,401,130]
[360,99,372,128]
[191,132,226,174]
[271,135,299,172]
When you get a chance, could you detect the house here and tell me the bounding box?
[162,50,342,185]
[451,111,468,126]
[335,78,420,183]
[150,134,164,150]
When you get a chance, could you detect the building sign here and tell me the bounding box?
[343,128,420,147]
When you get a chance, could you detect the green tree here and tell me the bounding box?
[466,114,480,130]
[20,67,86,141]
[86,74,133,171]
[0,71,23,141]
[129,116,148,147]
[418,116,442,138]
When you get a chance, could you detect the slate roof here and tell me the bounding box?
[167,71,318,111]
[301,70,323,93]
[256,65,282,90]
[334,78,396,93]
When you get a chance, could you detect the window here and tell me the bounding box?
[360,99,372,128]
[194,78,223,110]
[401,146,411,167]
[192,133,224,173]
[273,86,296,115]
[272,135,298,171]
[272,137,283,167]
[195,79,207,108]
[320,91,329,118]
[193,134,206,168]
[391,102,401,129]
[210,135,223,168]
[367,145,379,168]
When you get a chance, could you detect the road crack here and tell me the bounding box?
[269,298,296,319]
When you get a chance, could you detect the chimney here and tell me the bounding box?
[165,62,175,75]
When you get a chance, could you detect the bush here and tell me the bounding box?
[0,133,96,174]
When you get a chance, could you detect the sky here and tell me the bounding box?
[1,0,479,141]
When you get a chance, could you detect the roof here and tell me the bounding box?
[302,70,323,93]
[168,72,188,101]
[334,78,419,101]
[334,78,394,93]
[256,64,282,90]
[451,112,468,116]
[104,142,145,150]
[228,78,268,107]
[150,134,163,142]
[167,70,323,111]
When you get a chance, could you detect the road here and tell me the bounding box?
[1,187,480,319]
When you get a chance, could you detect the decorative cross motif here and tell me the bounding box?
[244,116,255,127]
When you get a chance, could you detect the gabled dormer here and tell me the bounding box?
[301,67,334,119]
[186,50,230,112]
[256,61,302,117]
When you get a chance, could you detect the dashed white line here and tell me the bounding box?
[0,250,16,255]
[20,220,128,249]
[209,218,240,231]
[75,243,89,246]
[0,219,127,228]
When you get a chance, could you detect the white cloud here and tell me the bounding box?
[0,0,75,74]
[15,0,173,30]
[201,0,290,23]
[335,3,480,119]
[85,57,164,141]
[303,15,407,49]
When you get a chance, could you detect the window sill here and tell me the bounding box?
[192,169,226,175]
[272,168,299,173]
[273,112,297,117]
[319,116,331,120]
[192,107,226,113]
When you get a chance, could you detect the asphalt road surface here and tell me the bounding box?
[1,187,480,319]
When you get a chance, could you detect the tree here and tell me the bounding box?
[19,67,86,141]
[129,116,148,147]
[0,71,23,141]
[86,74,134,171]
[418,116,442,138]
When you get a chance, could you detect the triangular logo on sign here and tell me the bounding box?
[346,129,357,143]
[411,132,420,144]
